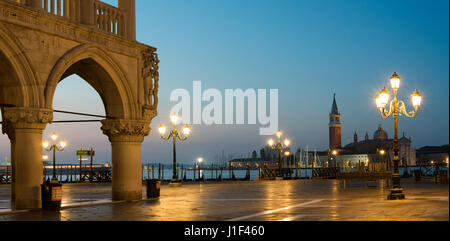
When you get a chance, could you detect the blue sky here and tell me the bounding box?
[1,0,448,165]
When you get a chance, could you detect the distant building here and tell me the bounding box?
[329,94,342,149]
[416,145,449,166]
[229,158,264,168]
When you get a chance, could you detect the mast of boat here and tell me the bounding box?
[305,146,309,168]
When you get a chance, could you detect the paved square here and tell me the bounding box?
[0,179,448,221]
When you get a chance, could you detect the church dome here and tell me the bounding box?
[373,124,388,141]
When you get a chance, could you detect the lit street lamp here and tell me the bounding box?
[267,129,291,177]
[159,114,191,186]
[43,132,67,183]
[328,149,338,168]
[375,72,422,200]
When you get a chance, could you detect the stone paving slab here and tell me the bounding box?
[0,179,448,221]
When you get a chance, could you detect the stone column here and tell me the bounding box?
[80,0,95,26]
[1,121,15,201]
[101,119,150,201]
[118,0,136,41]
[2,107,53,209]
[26,0,42,10]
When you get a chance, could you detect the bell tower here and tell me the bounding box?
[329,94,342,149]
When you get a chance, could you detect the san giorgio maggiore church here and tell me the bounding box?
[318,95,416,168]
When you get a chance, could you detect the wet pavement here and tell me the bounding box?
[0,179,448,221]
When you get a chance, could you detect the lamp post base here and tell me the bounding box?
[387,188,405,200]
[169,179,182,187]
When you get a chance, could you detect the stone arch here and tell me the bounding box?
[0,24,40,108]
[44,44,138,119]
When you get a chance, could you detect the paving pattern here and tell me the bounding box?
[0,179,448,221]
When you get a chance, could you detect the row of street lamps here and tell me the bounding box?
[41,72,422,201]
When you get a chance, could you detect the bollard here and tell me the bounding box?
[414,170,421,182]
[146,179,161,198]
[41,181,62,211]
[440,170,448,184]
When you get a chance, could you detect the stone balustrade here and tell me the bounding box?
[5,0,130,39]
[94,0,126,37]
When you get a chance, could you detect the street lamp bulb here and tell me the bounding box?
[170,114,179,125]
[182,125,191,135]
[390,72,401,90]
[276,130,282,138]
[60,140,67,148]
[267,139,274,146]
[159,124,167,135]
[197,158,203,163]
[43,141,49,148]
[332,150,338,156]
[376,87,390,108]
[284,139,291,147]
[284,151,291,156]
[42,155,49,161]
[379,150,386,155]
[51,133,58,141]
[411,89,422,108]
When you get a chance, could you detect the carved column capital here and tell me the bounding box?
[2,107,53,134]
[101,119,151,143]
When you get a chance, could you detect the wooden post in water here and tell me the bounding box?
[210,165,213,181]
[216,166,218,181]
[6,165,9,184]
[193,165,196,182]
[162,164,164,180]
[60,166,63,182]
[311,160,315,179]
[158,163,161,180]
[152,165,154,179]
[79,153,82,183]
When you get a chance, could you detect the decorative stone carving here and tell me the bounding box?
[1,107,53,132]
[142,48,159,112]
[101,119,151,143]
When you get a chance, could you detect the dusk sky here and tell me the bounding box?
[1,0,448,165]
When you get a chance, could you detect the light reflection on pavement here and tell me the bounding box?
[0,179,448,221]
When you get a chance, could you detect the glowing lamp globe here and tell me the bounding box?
[411,89,422,108]
[284,139,290,147]
[170,114,179,125]
[158,125,167,135]
[276,130,282,138]
[182,125,191,135]
[390,72,401,90]
[376,87,390,108]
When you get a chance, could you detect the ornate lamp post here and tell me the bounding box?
[43,133,67,183]
[159,114,191,186]
[375,72,422,200]
[267,130,291,177]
